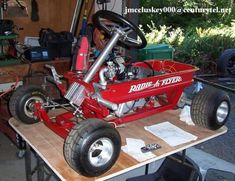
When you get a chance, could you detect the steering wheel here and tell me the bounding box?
[93,10,147,49]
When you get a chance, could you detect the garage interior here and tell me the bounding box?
[0,0,235,181]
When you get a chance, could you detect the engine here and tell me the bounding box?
[115,98,146,117]
[98,57,156,117]
[99,57,155,85]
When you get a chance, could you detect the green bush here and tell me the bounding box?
[176,23,235,61]
[139,0,235,31]
[141,22,235,73]
[141,21,184,47]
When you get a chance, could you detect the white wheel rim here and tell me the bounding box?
[24,96,44,118]
[88,137,114,167]
[216,101,229,123]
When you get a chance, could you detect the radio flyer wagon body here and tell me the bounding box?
[33,59,197,138]
[8,10,229,177]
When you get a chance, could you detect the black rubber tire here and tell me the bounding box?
[191,88,230,130]
[217,48,235,74]
[64,118,121,177]
[9,85,48,124]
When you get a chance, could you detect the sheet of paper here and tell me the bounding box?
[144,121,197,147]
[121,138,155,162]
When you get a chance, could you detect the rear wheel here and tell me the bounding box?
[64,118,121,177]
[191,88,230,130]
[9,85,47,124]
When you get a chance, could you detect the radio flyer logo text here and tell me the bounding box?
[128,76,182,93]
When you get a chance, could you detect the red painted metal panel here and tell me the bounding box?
[32,60,198,139]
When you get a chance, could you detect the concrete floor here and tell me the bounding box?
[0,132,60,181]
[0,132,26,181]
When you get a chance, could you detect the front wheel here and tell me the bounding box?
[9,85,48,124]
[64,118,121,177]
[191,88,230,130]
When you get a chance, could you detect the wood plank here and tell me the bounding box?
[9,110,227,181]
[4,0,95,42]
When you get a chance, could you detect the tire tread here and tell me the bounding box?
[64,118,121,177]
[9,85,47,123]
[191,88,230,130]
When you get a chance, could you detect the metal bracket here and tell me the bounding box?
[45,64,63,84]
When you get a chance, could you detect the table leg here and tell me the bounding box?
[37,156,45,180]
[145,164,149,175]
[181,149,186,163]
[16,134,26,158]
[25,143,32,181]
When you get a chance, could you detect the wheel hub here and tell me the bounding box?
[88,137,114,167]
[24,96,44,119]
[216,101,229,123]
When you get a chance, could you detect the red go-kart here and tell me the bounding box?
[9,10,230,177]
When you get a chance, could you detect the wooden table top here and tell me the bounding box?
[9,109,227,181]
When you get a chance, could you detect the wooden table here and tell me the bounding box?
[9,110,227,181]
